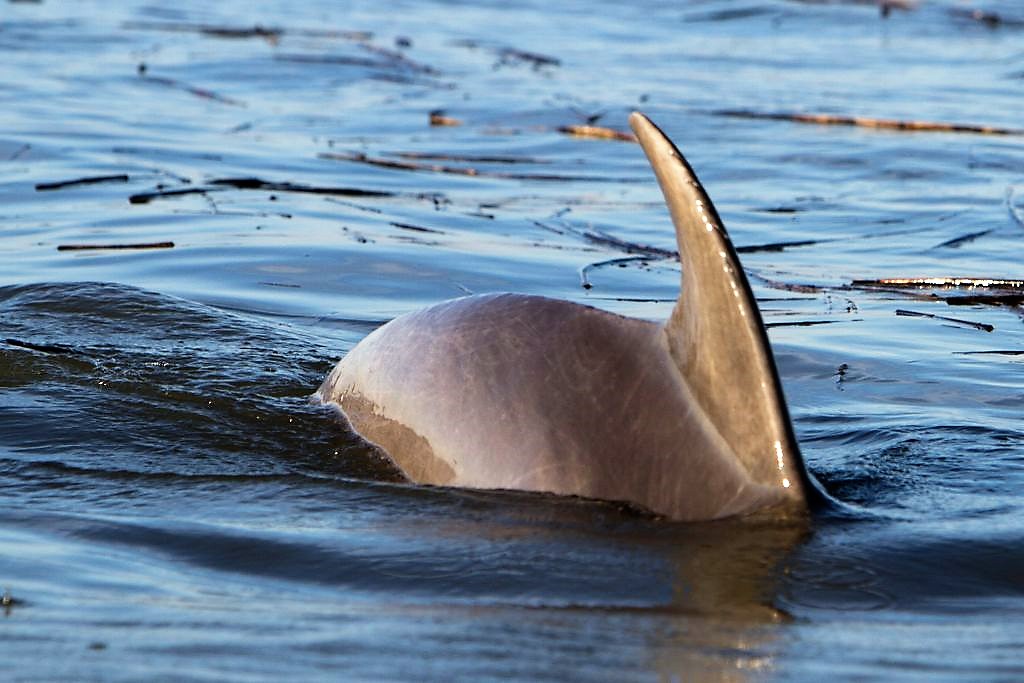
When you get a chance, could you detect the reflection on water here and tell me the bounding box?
[652,519,809,682]
[3,0,1024,679]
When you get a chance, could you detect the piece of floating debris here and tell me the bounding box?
[558,125,637,142]
[208,177,395,197]
[57,241,175,251]
[129,187,217,204]
[394,151,544,164]
[130,178,400,204]
[716,110,1023,136]
[36,174,130,191]
[123,20,283,40]
[579,255,651,289]
[8,143,31,161]
[950,7,1024,28]
[429,110,462,127]
[357,42,439,75]
[139,74,244,106]
[5,338,83,355]
[259,282,301,288]
[957,350,1024,356]
[123,21,371,41]
[945,294,1024,307]
[275,53,393,69]
[895,308,993,332]
[852,277,1024,289]
[765,319,860,329]
[748,272,825,294]
[390,221,444,234]
[736,239,823,254]
[932,229,993,249]
[535,220,677,258]
[497,47,560,69]
[320,151,617,182]
[450,39,560,69]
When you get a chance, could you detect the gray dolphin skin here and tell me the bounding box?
[318,112,817,521]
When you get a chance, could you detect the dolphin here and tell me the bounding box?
[318,112,820,521]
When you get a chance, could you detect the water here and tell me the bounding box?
[2,0,1024,680]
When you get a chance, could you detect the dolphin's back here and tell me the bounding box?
[319,112,816,521]
[319,293,790,520]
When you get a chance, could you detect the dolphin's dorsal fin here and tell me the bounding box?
[629,112,809,504]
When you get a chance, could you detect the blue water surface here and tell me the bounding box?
[2,1,1024,680]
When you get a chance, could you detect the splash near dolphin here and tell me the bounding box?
[318,112,818,521]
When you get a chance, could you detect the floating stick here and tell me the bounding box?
[57,241,175,251]
[716,110,1022,136]
[895,308,993,332]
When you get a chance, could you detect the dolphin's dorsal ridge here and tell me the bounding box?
[629,112,809,505]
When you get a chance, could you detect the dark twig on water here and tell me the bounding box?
[450,39,559,70]
[945,294,1024,307]
[320,151,619,182]
[130,177,433,205]
[949,7,1024,28]
[57,242,175,251]
[277,53,452,89]
[324,197,383,214]
[497,47,560,69]
[393,151,546,164]
[895,308,994,332]
[5,338,83,355]
[533,219,677,260]
[579,229,676,257]
[129,187,217,204]
[208,177,395,197]
[932,229,993,249]
[579,256,652,289]
[122,21,370,41]
[123,21,282,40]
[35,174,130,191]
[747,272,826,294]
[390,221,445,234]
[356,42,439,75]
[274,54,393,69]
[8,143,31,161]
[736,238,823,253]
[139,74,244,106]
[586,296,677,303]
[765,319,861,329]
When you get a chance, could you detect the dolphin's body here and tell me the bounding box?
[318,113,816,521]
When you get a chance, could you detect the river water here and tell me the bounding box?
[2,1,1023,680]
